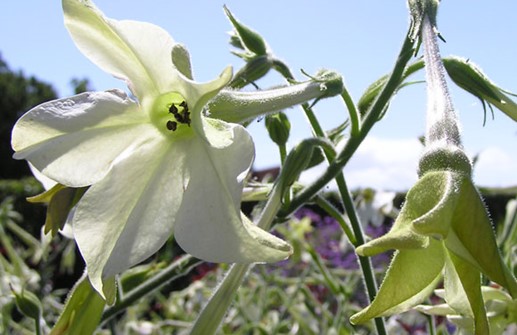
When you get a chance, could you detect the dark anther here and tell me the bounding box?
[168,104,178,114]
[166,120,177,131]
[167,101,191,128]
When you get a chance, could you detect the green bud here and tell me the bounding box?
[265,112,290,146]
[276,138,333,197]
[443,56,517,122]
[277,141,315,195]
[12,286,42,320]
[224,6,267,56]
[229,55,272,89]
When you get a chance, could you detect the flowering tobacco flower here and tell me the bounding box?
[11,0,291,301]
[350,5,517,333]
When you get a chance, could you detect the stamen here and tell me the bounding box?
[166,120,177,131]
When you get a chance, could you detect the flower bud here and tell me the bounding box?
[224,6,267,56]
[11,286,42,321]
[443,56,517,122]
[229,55,272,89]
[265,112,290,146]
[276,138,332,197]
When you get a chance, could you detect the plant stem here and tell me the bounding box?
[189,263,250,335]
[101,255,201,323]
[300,102,386,335]
[278,33,416,218]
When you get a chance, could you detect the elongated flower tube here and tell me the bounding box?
[11,0,292,302]
[350,10,517,334]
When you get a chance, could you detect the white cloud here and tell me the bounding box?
[300,137,422,192]
[474,146,517,187]
[291,137,517,193]
[343,137,422,191]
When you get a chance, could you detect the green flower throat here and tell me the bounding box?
[151,92,193,137]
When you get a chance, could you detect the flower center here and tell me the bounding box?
[150,92,194,138]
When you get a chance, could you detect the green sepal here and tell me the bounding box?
[446,178,517,298]
[27,184,87,236]
[50,274,105,335]
[407,0,441,42]
[351,240,444,324]
[444,250,489,334]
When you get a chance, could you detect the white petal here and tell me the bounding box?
[63,0,177,100]
[174,126,292,263]
[12,90,153,187]
[73,136,187,297]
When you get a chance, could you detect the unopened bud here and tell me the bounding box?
[229,55,272,89]
[224,6,267,56]
[443,57,517,122]
[265,112,290,146]
[12,286,42,320]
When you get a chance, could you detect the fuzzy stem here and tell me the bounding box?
[422,15,461,148]
[278,34,416,218]
[208,74,343,123]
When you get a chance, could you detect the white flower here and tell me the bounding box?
[11,0,291,301]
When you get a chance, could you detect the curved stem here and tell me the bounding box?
[279,34,416,218]
[300,103,386,335]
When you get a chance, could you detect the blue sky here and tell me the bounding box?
[2,1,516,190]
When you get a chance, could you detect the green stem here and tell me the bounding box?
[278,34,416,218]
[101,255,201,323]
[341,88,361,137]
[300,103,386,335]
[189,263,250,335]
[35,318,41,335]
[314,196,355,245]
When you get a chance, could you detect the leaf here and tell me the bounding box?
[50,274,105,335]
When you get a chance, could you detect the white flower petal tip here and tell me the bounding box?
[176,213,292,264]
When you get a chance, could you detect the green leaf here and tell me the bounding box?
[50,274,105,335]
[443,56,517,122]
